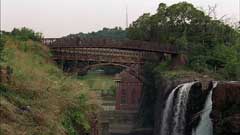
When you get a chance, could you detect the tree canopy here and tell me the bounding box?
[68,27,127,40]
[127,2,240,80]
[10,27,43,41]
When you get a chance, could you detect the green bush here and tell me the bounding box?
[11,27,42,41]
[0,35,6,62]
[70,27,127,40]
[189,56,209,72]
[62,94,90,135]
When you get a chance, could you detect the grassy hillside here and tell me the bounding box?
[0,35,98,135]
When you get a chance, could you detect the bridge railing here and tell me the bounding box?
[42,38,58,46]
[42,37,184,54]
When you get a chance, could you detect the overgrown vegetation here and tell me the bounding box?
[0,30,97,135]
[0,33,6,63]
[137,62,159,128]
[127,2,240,80]
[2,27,43,42]
[62,94,91,135]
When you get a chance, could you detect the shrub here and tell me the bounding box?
[63,94,90,135]
[11,27,43,41]
[0,35,6,62]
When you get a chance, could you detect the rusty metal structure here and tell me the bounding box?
[42,37,181,54]
[42,37,183,77]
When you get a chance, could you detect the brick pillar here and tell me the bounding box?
[115,81,121,110]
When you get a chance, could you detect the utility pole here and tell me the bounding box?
[126,4,129,29]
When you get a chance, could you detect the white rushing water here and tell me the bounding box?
[193,82,218,135]
[160,82,195,135]
[160,84,183,135]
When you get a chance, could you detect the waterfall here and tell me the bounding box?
[160,82,195,135]
[193,82,218,135]
[160,84,183,135]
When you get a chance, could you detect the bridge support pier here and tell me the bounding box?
[114,68,142,111]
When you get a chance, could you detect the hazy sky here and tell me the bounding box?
[1,0,239,37]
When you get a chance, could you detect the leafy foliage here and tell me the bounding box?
[137,62,158,127]
[69,27,127,40]
[127,2,240,80]
[0,34,6,62]
[10,27,43,41]
[63,94,90,135]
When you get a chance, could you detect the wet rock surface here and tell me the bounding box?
[152,79,240,135]
[212,81,240,135]
[152,75,213,135]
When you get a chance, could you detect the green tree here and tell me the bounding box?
[127,2,240,80]
[11,27,43,41]
[127,13,152,41]
[69,27,127,40]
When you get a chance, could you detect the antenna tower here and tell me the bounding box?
[126,4,129,28]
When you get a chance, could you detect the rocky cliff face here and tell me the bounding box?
[153,74,213,135]
[212,81,240,135]
[152,77,240,135]
[138,65,240,135]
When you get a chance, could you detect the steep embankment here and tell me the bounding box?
[0,37,98,135]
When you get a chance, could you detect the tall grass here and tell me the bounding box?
[0,36,98,135]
